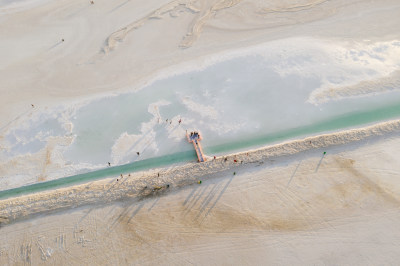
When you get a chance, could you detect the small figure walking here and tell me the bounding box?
[178,119,182,124]
[137,152,140,156]
[158,173,160,177]
[233,172,236,175]
[108,162,111,166]
[31,104,35,108]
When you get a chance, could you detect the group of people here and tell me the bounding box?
[190,131,200,138]
[164,118,182,125]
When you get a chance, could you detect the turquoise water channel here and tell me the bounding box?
[1,100,400,199]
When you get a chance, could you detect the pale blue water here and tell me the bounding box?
[63,55,400,165]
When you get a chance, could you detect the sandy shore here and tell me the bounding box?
[0,120,400,264]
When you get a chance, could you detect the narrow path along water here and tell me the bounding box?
[1,100,400,200]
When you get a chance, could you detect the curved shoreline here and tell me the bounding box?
[0,119,400,225]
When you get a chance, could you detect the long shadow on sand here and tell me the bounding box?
[183,174,235,222]
[201,175,234,221]
[287,161,302,188]
[315,153,326,172]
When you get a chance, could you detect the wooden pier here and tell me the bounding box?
[186,131,206,162]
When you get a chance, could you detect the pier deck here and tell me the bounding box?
[186,131,206,162]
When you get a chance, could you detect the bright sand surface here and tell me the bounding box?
[1,0,400,264]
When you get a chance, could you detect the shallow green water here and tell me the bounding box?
[1,101,399,200]
[206,100,400,154]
